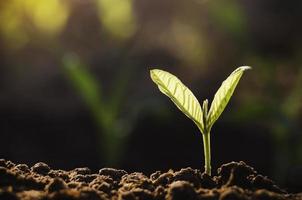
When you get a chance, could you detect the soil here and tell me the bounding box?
[0,159,301,200]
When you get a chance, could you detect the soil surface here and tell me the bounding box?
[0,159,301,200]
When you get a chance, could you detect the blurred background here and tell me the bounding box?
[0,0,302,192]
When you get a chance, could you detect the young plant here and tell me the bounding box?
[150,66,251,175]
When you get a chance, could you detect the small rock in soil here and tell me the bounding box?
[31,162,50,175]
[46,178,68,192]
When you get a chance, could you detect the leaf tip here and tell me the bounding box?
[239,66,252,71]
[150,68,162,76]
[150,69,157,78]
[150,68,155,74]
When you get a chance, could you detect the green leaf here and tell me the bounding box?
[150,69,204,131]
[207,66,251,128]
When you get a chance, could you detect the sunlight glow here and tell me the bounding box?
[97,0,137,39]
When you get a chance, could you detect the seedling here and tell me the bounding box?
[150,66,251,175]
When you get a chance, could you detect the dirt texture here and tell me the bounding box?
[0,159,301,200]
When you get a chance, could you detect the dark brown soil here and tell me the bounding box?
[0,159,301,200]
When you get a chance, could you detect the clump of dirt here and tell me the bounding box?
[0,159,301,200]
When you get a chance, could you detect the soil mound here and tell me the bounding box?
[0,159,301,200]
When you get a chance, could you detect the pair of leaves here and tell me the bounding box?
[150,66,251,133]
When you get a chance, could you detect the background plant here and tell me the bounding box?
[62,54,137,166]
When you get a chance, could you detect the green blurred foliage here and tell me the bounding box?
[63,54,136,166]
[207,0,247,37]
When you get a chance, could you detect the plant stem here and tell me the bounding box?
[202,132,211,176]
